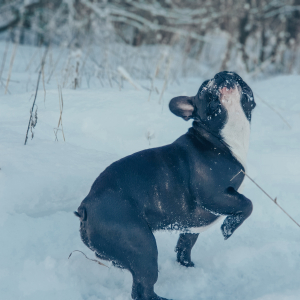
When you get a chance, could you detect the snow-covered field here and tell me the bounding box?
[1,43,300,300]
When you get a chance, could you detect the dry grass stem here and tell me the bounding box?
[0,36,10,87]
[118,66,142,90]
[159,56,172,104]
[47,48,63,84]
[24,46,49,145]
[62,55,71,88]
[54,84,65,141]
[254,92,291,129]
[5,42,18,95]
[68,250,108,268]
[148,54,164,101]
[74,61,79,89]
[25,47,40,71]
[231,169,300,229]
[42,67,46,103]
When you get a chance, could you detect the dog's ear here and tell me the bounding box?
[169,96,195,121]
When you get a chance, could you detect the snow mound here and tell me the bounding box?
[1,43,300,299]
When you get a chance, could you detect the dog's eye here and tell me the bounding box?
[241,94,256,112]
[242,88,252,97]
[243,93,254,103]
[237,80,252,98]
[209,99,219,111]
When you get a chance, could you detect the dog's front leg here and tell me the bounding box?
[204,187,253,240]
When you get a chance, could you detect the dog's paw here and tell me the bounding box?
[221,216,235,239]
[221,223,232,240]
[177,259,195,268]
[176,252,195,267]
[134,294,171,300]
[221,214,244,240]
[151,296,172,300]
[176,249,195,267]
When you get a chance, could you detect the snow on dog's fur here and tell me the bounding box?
[75,71,256,300]
[220,85,250,169]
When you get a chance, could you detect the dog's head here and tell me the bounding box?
[169,71,256,136]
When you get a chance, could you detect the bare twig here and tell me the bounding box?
[254,92,291,129]
[54,84,65,141]
[58,85,65,141]
[24,46,49,145]
[231,169,300,229]
[42,66,46,103]
[0,34,10,86]
[118,66,142,90]
[159,56,172,105]
[47,48,63,84]
[62,54,71,88]
[80,0,219,43]
[5,42,18,94]
[25,47,40,71]
[148,53,165,101]
[68,250,108,268]
[230,169,243,182]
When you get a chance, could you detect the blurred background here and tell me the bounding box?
[1,0,300,82]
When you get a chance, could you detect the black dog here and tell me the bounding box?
[75,71,256,300]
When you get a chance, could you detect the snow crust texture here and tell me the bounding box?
[1,43,300,300]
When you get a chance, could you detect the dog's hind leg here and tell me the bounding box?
[129,235,164,300]
[96,220,166,300]
[117,223,169,300]
[81,198,169,300]
[175,233,199,267]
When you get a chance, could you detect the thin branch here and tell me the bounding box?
[0,14,20,33]
[54,84,65,141]
[42,65,46,103]
[264,5,300,18]
[159,56,172,104]
[25,47,40,71]
[122,1,228,25]
[58,85,65,140]
[80,0,218,43]
[24,46,49,145]
[47,47,64,84]
[231,169,300,229]
[0,33,10,84]
[117,66,142,90]
[254,92,291,129]
[5,42,18,94]
[68,250,108,268]
[230,169,243,182]
[124,0,213,18]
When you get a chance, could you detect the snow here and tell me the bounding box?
[1,43,300,300]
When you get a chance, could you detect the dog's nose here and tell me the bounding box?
[214,73,223,79]
[214,72,235,90]
[214,73,225,84]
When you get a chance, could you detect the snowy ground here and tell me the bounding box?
[1,43,300,300]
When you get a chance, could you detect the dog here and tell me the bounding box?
[75,71,256,300]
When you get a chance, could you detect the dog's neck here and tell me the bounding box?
[191,114,250,170]
[189,123,230,152]
[219,87,250,169]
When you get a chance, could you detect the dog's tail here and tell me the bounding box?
[74,206,87,221]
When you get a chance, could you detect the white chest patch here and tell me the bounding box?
[189,216,225,234]
[220,86,250,169]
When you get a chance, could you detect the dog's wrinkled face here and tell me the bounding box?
[169,71,256,136]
